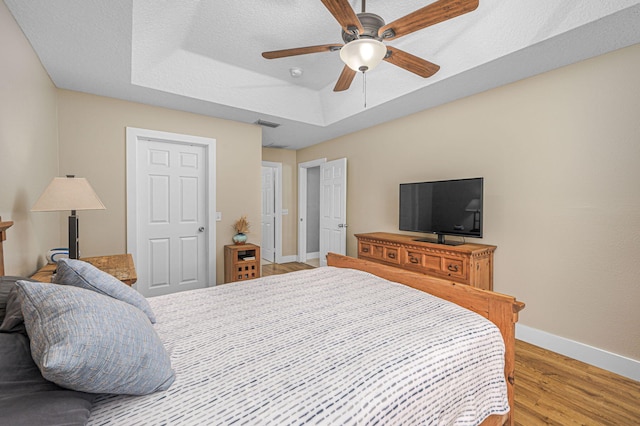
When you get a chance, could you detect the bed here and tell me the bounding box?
[0,219,524,425]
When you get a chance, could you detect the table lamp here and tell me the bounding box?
[32,175,106,259]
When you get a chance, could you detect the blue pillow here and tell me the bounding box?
[54,258,156,323]
[16,281,174,395]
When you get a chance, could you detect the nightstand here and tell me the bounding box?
[224,244,260,283]
[31,254,137,286]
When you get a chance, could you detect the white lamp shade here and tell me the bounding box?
[32,177,106,212]
[340,39,387,72]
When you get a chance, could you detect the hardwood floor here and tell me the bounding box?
[514,340,640,425]
[263,262,640,425]
[262,261,315,276]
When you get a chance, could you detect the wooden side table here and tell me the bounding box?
[31,254,137,286]
[224,243,260,283]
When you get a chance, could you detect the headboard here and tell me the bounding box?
[0,217,14,275]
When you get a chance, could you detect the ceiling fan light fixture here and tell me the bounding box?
[339,39,387,72]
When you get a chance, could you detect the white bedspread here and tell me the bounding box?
[89,267,508,425]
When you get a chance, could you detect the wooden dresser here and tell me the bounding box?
[355,232,496,290]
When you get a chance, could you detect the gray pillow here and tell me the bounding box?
[0,285,27,334]
[0,276,37,324]
[16,281,175,395]
[54,258,156,323]
[0,332,95,426]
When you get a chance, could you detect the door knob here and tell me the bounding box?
[198,227,205,232]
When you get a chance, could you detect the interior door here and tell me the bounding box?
[261,166,276,263]
[319,158,347,266]
[136,139,208,297]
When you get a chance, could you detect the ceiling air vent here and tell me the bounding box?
[254,119,281,128]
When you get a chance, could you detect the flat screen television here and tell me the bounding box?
[399,177,483,245]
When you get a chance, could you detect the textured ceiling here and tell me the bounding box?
[5,0,640,150]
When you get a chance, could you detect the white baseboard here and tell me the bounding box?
[306,252,319,259]
[516,324,640,382]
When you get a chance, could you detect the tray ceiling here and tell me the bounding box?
[5,0,640,149]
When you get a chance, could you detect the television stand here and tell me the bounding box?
[355,232,496,290]
[414,234,464,246]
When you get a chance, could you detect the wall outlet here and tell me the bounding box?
[216,212,222,221]
[282,209,289,215]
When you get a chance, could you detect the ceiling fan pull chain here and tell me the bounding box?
[363,71,367,108]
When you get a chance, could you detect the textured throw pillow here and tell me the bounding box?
[54,258,156,323]
[16,281,175,395]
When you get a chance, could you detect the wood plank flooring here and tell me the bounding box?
[262,261,315,276]
[263,262,640,425]
[514,340,640,425]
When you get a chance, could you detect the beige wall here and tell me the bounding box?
[262,147,298,257]
[297,44,640,361]
[57,90,262,284]
[3,0,638,362]
[0,2,59,276]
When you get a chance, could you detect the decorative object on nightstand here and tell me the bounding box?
[224,243,260,283]
[232,215,250,244]
[31,175,106,259]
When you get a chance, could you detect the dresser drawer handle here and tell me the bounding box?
[387,252,396,259]
[362,247,369,253]
[447,264,460,273]
[409,257,419,264]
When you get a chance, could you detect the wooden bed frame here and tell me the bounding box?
[0,220,523,425]
[0,217,14,276]
[327,252,525,426]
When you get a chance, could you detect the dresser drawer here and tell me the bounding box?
[403,251,467,281]
[443,258,465,279]
[359,242,380,259]
[358,241,400,265]
[383,247,400,264]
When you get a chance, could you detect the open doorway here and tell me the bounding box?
[261,161,282,264]
[298,159,325,264]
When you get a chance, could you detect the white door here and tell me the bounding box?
[127,128,215,297]
[319,158,347,267]
[261,166,276,263]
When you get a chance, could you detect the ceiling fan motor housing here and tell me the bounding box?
[342,13,385,43]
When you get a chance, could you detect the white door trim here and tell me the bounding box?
[261,161,283,263]
[297,158,326,263]
[126,127,216,288]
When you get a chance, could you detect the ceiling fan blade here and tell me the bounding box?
[321,0,364,35]
[378,0,479,41]
[334,65,356,92]
[262,44,343,59]
[384,46,440,78]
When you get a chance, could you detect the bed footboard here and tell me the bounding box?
[327,253,524,426]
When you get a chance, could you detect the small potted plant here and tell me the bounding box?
[232,216,250,244]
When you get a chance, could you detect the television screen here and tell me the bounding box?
[399,178,483,242]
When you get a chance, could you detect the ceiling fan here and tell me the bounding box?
[262,0,479,92]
